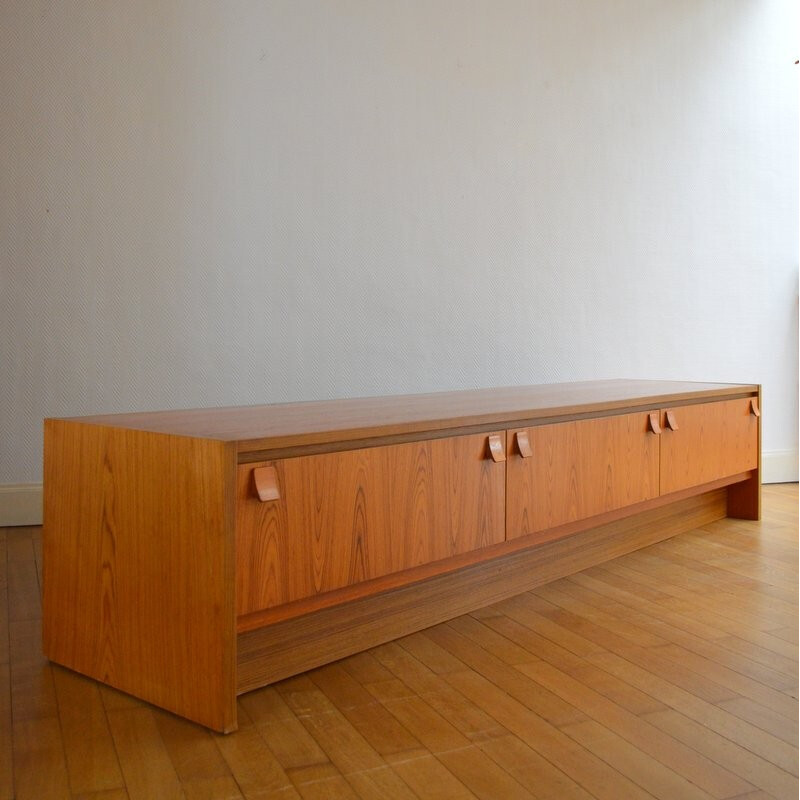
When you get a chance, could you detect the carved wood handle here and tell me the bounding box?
[515,431,533,458]
[253,466,280,502]
[487,434,506,462]
[665,410,679,431]
[648,411,662,435]
[750,398,760,417]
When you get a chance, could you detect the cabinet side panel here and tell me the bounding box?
[42,420,237,732]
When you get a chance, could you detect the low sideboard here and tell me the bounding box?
[42,379,761,731]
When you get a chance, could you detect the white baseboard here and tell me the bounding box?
[0,452,795,528]
[761,450,799,484]
[0,484,43,527]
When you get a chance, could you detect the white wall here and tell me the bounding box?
[1,1,797,513]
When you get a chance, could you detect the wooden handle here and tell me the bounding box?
[648,411,662,435]
[515,431,533,458]
[750,398,760,417]
[253,466,280,502]
[487,434,506,462]
[665,410,679,431]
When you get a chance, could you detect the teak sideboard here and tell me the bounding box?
[42,379,761,732]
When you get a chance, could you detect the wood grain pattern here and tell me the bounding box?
[661,397,759,496]
[235,432,506,615]
[42,420,238,732]
[237,488,728,693]
[54,380,757,455]
[507,411,659,539]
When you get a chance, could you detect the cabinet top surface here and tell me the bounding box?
[53,379,757,453]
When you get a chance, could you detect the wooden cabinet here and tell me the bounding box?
[42,380,761,732]
[507,412,659,539]
[660,398,759,495]
[236,432,505,615]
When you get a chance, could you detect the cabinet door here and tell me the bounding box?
[236,432,505,615]
[660,398,758,495]
[507,412,659,539]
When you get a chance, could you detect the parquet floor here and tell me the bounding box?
[2,484,797,799]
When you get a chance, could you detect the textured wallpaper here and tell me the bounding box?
[1,0,798,484]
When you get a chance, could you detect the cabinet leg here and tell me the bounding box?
[727,473,761,520]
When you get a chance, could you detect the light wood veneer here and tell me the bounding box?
[42,380,760,731]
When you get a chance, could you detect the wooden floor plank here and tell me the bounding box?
[338,651,395,685]
[572,565,797,648]
[475,734,595,800]
[214,713,295,798]
[563,571,798,718]
[72,789,131,800]
[529,583,668,648]
[10,617,58,722]
[0,532,9,669]
[653,535,798,584]
[643,708,798,799]
[6,531,40,623]
[560,718,715,800]
[648,541,797,595]
[535,573,795,693]
[686,524,797,564]
[371,641,508,744]
[716,696,798,744]
[396,631,470,675]
[517,659,753,798]
[647,643,798,721]
[294,774,358,799]
[12,716,71,800]
[423,622,587,728]
[604,549,794,607]
[51,666,125,795]
[152,709,238,790]
[239,688,331,775]
[711,635,797,679]
[489,593,607,657]
[571,569,798,661]
[104,707,184,800]
[383,752,477,800]
[0,653,11,799]
[277,692,395,780]
[344,765,419,799]
[307,663,423,758]
[475,613,586,671]
[562,662,669,716]
[445,669,658,800]
[436,745,538,800]
[587,651,799,776]
[181,774,244,800]
[768,626,799,645]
